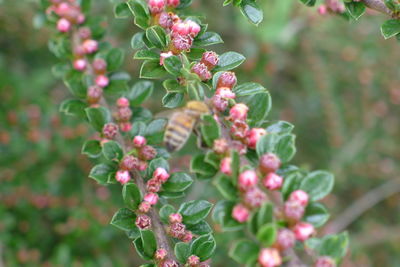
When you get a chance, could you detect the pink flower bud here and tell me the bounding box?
[77,13,85,24]
[144,193,159,205]
[263,172,283,191]
[187,255,200,267]
[92,58,107,74]
[318,5,328,15]
[78,27,91,40]
[182,231,193,243]
[232,204,250,223]
[172,34,193,51]
[229,103,249,121]
[87,85,103,105]
[186,20,201,37]
[153,167,170,182]
[133,136,147,147]
[244,187,267,208]
[159,12,174,29]
[169,213,183,224]
[160,51,173,65]
[201,51,219,70]
[135,214,152,229]
[162,259,179,267]
[82,39,98,54]
[293,222,315,241]
[213,138,228,154]
[216,87,236,99]
[115,170,131,185]
[259,153,281,174]
[55,2,70,16]
[95,75,109,88]
[120,155,139,171]
[116,97,130,108]
[217,71,237,89]
[238,170,258,190]
[146,178,161,193]
[155,248,168,261]
[74,45,85,57]
[117,106,132,121]
[172,22,190,36]
[73,58,87,71]
[289,190,309,207]
[276,228,295,250]
[230,120,249,139]
[148,0,165,14]
[119,122,132,132]
[167,0,180,8]
[284,200,305,221]
[247,128,266,149]
[57,18,71,33]
[314,256,336,267]
[139,145,157,161]
[101,123,115,137]
[220,157,232,175]
[169,222,186,238]
[212,95,228,112]
[191,63,212,81]
[258,248,282,267]
[139,160,148,171]
[138,201,151,213]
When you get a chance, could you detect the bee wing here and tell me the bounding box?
[154,109,176,120]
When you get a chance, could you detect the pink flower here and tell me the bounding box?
[57,18,71,33]
[263,172,283,190]
[82,39,98,54]
[314,256,337,267]
[217,71,237,89]
[155,248,168,261]
[133,135,147,147]
[169,213,183,224]
[244,187,267,208]
[169,222,186,238]
[201,51,219,70]
[212,95,228,112]
[162,259,179,267]
[139,145,157,161]
[191,62,212,81]
[187,255,200,266]
[238,170,258,190]
[138,201,151,213]
[146,178,161,193]
[120,155,139,170]
[116,97,130,108]
[220,157,232,176]
[293,222,315,241]
[216,87,236,99]
[119,122,132,132]
[135,214,152,229]
[318,5,328,15]
[284,200,305,221]
[232,204,250,223]
[167,0,180,8]
[117,106,132,121]
[87,85,103,104]
[276,228,295,250]
[172,22,190,36]
[148,0,165,14]
[247,128,266,149]
[159,12,174,29]
[77,13,85,24]
[229,103,249,121]
[153,167,170,182]
[92,58,107,74]
[78,27,91,40]
[139,160,148,171]
[259,153,281,174]
[115,170,131,185]
[289,190,309,206]
[144,193,159,205]
[95,75,109,88]
[258,248,282,267]
[172,34,193,51]
[213,138,228,154]
[73,58,87,71]
[186,20,201,37]
[182,231,193,243]
[230,120,249,139]
[160,51,173,65]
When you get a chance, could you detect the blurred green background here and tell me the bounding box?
[1,0,399,266]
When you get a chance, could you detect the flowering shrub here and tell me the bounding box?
[41,0,400,266]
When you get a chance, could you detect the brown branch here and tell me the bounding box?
[361,0,398,17]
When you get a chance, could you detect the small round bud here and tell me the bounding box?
[162,259,179,267]
[217,71,237,89]
[116,97,130,108]
[146,178,161,193]
[263,172,283,191]
[120,155,139,170]
[74,45,85,57]
[230,120,249,139]
[167,0,180,8]
[276,228,295,250]
[169,222,186,238]
[139,145,157,161]
[57,18,71,33]
[212,95,228,112]
[213,138,228,154]
[172,22,190,36]
[116,106,132,121]
[293,222,315,241]
[160,51,173,65]
[87,85,103,104]
[182,231,193,243]
[232,204,250,223]
[77,13,85,24]
[186,20,201,37]
[139,160,148,171]
[55,2,70,16]
[191,63,212,81]
[258,248,282,267]
[159,12,174,29]
[172,34,193,51]
[187,255,200,267]
[119,122,132,132]
[229,103,249,121]
[216,87,236,99]
[289,190,309,207]
[138,201,151,213]
[102,122,118,139]
[155,248,168,261]
[259,153,281,174]
[144,193,159,205]
[220,157,232,176]
[148,0,165,14]
[244,187,267,208]
[82,39,98,54]
[153,167,170,182]
[135,214,152,229]
[133,136,147,147]
[247,128,266,149]
[318,5,328,15]
[115,170,131,185]
[95,75,109,88]
[73,58,87,71]
[238,170,258,190]
[314,256,336,267]
[92,58,107,74]
[284,200,305,221]
[169,213,183,224]
[201,51,219,70]
[78,27,91,40]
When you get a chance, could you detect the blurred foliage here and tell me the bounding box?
[0,0,400,266]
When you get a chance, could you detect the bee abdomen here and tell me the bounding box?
[164,114,194,152]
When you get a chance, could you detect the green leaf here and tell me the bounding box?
[130,121,147,137]
[140,60,168,79]
[175,242,190,263]
[266,121,294,135]
[145,119,166,144]
[102,140,123,161]
[127,0,150,29]
[190,234,216,261]
[304,202,330,228]
[163,55,182,76]
[159,204,176,224]
[179,200,213,224]
[59,99,87,118]
[190,154,218,178]
[187,48,207,60]
[110,208,136,231]
[281,171,303,200]
[233,82,266,97]
[256,133,279,157]
[123,183,142,210]
[63,70,86,98]
[212,200,243,231]
[114,2,131,18]
[381,19,400,39]
[305,232,349,260]
[214,52,245,71]
[133,237,153,260]
[257,203,274,229]
[134,49,159,60]
[236,91,271,126]
[200,115,221,147]
[140,230,157,258]
[162,92,184,108]
[239,0,263,26]
[131,32,146,50]
[89,163,116,185]
[299,0,316,6]
[177,0,193,9]
[106,48,124,71]
[127,81,154,106]
[299,170,335,201]
[146,26,168,49]
[163,79,185,93]
[193,32,223,47]
[163,172,193,192]
[275,134,296,163]
[186,220,212,235]
[81,140,102,158]
[256,223,277,246]
[146,157,169,178]
[213,174,238,201]
[229,239,259,264]
[204,151,220,169]
[85,107,111,132]
[345,2,366,20]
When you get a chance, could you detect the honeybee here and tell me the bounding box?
[163,101,210,152]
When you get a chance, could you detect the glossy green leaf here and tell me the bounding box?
[162,92,184,108]
[239,0,263,26]
[229,239,259,264]
[179,200,213,224]
[102,140,123,161]
[110,208,136,231]
[89,163,116,185]
[214,51,245,71]
[212,200,243,231]
[193,32,223,47]
[381,19,400,39]
[134,49,159,60]
[114,2,131,19]
[127,80,154,106]
[163,55,182,76]
[256,223,277,246]
[305,232,349,260]
[140,230,157,258]
[213,174,238,201]
[123,183,142,210]
[85,107,111,132]
[190,154,218,178]
[233,82,266,97]
[140,60,168,79]
[146,26,168,49]
[131,32,146,50]
[175,242,190,263]
[345,2,366,20]
[190,234,216,261]
[299,170,335,201]
[81,139,102,158]
[59,99,87,118]
[304,202,330,228]
[159,204,176,224]
[163,172,193,192]
[200,114,221,147]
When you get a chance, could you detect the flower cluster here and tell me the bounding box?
[317,0,345,15]
[114,97,132,132]
[139,167,170,213]
[167,213,193,243]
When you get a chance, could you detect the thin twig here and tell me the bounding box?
[361,0,397,17]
